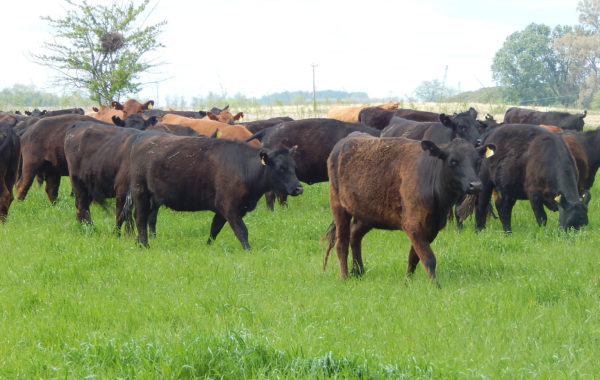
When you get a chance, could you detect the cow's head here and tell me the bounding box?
[112,113,158,130]
[111,99,154,116]
[260,145,303,196]
[422,138,495,195]
[206,109,243,123]
[556,191,590,230]
[439,107,482,146]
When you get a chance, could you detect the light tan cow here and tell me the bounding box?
[161,114,260,146]
[327,100,400,122]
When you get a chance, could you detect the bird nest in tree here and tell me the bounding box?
[100,31,125,53]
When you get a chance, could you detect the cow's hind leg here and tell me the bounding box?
[148,206,159,238]
[44,174,61,204]
[349,219,372,276]
[332,208,352,279]
[224,213,250,250]
[406,246,420,277]
[133,192,151,247]
[15,160,40,201]
[495,195,516,233]
[207,213,227,246]
[0,183,12,223]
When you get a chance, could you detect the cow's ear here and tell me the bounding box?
[555,192,568,208]
[223,104,230,111]
[198,110,207,118]
[25,110,31,116]
[478,143,496,158]
[259,151,271,166]
[111,101,124,110]
[233,112,244,121]
[582,190,592,205]
[146,116,158,126]
[468,107,478,119]
[439,114,455,129]
[112,115,124,126]
[421,140,446,159]
[206,112,219,121]
[144,100,154,110]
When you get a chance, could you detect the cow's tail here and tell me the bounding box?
[321,221,337,272]
[244,129,267,143]
[122,190,133,218]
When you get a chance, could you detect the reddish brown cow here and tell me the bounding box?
[0,123,20,222]
[323,134,495,287]
[111,99,154,116]
[86,106,125,123]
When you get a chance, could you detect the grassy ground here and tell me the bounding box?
[1,174,599,378]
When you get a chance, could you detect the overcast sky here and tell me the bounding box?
[1,0,580,105]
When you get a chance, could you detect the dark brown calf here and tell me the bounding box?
[323,135,495,287]
[0,123,20,222]
[123,134,304,249]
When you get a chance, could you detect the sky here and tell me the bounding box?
[0,0,581,105]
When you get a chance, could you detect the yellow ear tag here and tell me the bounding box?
[148,103,153,109]
[261,156,267,166]
[555,194,562,202]
[216,130,222,138]
[485,147,495,158]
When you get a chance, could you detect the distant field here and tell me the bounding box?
[1,170,599,377]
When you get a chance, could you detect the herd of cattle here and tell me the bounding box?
[0,99,594,286]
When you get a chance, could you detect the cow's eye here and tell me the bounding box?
[449,159,458,167]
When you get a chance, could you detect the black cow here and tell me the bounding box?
[381,108,482,146]
[358,107,442,130]
[122,134,303,248]
[112,114,200,136]
[503,107,586,131]
[64,121,153,232]
[246,118,380,209]
[0,123,20,222]
[239,117,294,134]
[24,108,84,118]
[322,134,495,287]
[475,124,589,232]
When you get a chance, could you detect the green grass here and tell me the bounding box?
[1,178,600,378]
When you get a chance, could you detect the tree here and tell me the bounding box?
[33,0,166,105]
[553,0,600,107]
[491,23,565,105]
[413,79,458,102]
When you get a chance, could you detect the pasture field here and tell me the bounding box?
[1,175,599,378]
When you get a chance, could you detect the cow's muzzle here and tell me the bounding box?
[291,185,304,196]
[466,181,482,194]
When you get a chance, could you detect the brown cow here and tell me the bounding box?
[323,134,495,287]
[111,99,154,116]
[204,105,244,123]
[86,106,126,123]
[17,114,97,203]
[161,114,260,146]
[327,100,400,122]
[0,123,20,222]
[503,107,586,131]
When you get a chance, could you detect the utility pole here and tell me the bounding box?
[311,63,318,113]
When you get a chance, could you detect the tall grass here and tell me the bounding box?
[1,175,599,378]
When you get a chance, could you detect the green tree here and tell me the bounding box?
[413,79,458,102]
[33,0,166,105]
[553,0,600,107]
[491,23,565,105]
